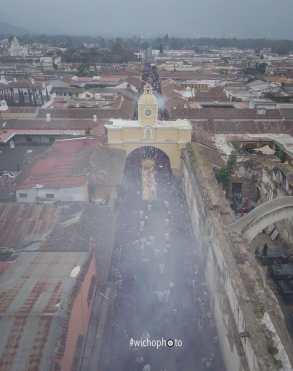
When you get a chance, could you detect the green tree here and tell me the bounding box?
[275,145,286,162]
[215,152,236,189]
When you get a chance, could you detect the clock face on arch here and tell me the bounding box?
[144,108,153,117]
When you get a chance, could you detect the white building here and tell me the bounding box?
[8,37,28,57]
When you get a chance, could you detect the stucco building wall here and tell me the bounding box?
[16,184,89,202]
[59,254,97,371]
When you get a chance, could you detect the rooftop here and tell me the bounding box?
[0,201,116,255]
[17,138,96,190]
[17,137,125,191]
[38,94,136,119]
[0,118,107,143]
[106,118,192,130]
[0,119,103,131]
[0,79,46,89]
[0,200,115,371]
[170,107,286,120]
[0,145,50,173]
[0,250,89,371]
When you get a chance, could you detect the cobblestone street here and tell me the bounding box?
[100,153,225,371]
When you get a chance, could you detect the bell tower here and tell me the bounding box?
[138,84,159,126]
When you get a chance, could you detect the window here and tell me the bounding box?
[46,193,55,199]
[19,193,27,198]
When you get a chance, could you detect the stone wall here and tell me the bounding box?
[182,144,293,371]
[276,218,293,245]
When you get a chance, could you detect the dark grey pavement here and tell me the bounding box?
[99,157,225,371]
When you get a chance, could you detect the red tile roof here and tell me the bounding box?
[0,119,107,143]
[170,107,284,120]
[0,204,59,247]
[17,138,97,190]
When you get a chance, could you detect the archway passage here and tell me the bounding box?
[126,146,172,175]
[124,146,172,201]
[229,196,293,242]
[126,146,171,172]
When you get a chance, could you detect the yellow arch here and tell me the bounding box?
[109,142,182,174]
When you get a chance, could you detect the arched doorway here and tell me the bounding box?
[126,146,171,172]
[124,146,172,200]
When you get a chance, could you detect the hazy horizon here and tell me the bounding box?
[1,0,293,40]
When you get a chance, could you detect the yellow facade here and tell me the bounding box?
[138,84,159,125]
[105,84,192,174]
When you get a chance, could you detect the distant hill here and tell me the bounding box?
[0,21,29,36]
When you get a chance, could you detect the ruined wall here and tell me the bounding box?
[182,153,249,371]
[182,145,292,371]
[190,120,293,152]
[259,167,293,246]
[276,218,293,245]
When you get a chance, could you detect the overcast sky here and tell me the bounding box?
[1,0,293,39]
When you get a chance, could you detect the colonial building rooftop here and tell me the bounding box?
[0,198,116,371]
[16,137,125,201]
[0,250,90,371]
